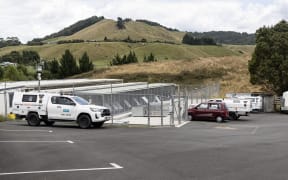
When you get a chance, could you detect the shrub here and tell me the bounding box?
[0,115,5,122]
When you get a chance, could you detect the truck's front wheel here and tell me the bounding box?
[77,115,91,129]
[27,113,41,126]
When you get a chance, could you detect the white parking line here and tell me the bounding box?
[176,121,190,128]
[251,126,259,135]
[0,163,123,176]
[0,129,53,133]
[215,126,237,130]
[0,140,74,144]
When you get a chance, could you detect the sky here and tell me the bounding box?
[0,0,287,43]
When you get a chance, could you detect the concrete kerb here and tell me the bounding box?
[106,113,188,128]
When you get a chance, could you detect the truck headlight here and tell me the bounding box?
[90,108,101,112]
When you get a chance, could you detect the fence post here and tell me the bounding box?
[161,96,163,126]
[148,95,150,127]
[171,95,175,127]
[184,96,188,121]
[110,83,114,124]
[4,81,7,120]
[178,85,181,125]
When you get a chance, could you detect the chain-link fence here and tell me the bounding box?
[74,82,220,127]
[0,82,220,126]
[178,83,221,105]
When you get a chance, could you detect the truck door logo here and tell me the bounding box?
[63,109,70,112]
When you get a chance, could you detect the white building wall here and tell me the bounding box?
[0,93,5,115]
[0,92,14,116]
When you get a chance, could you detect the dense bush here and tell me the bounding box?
[187,31,255,45]
[57,39,84,44]
[143,53,157,62]
[0,37,21,48]
[0,115,5,122]
[136,19,179,31]
[110,51,138,66]
[0,50,40,65]
[182,33,216,45]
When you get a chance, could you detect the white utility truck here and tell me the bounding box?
[209,98,251,120]
[12,92,111,128]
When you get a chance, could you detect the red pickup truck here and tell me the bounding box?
[188,102,229,123]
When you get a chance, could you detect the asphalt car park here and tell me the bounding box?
[1,113,288,179]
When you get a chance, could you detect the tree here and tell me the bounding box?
[0,50,39,65]
[0,66,3,79]
[116,17,125,29]
[144,52,157,62]
[1,51,22,63]
[110,53,122,66]
[110,51,138,66]
[50,59,60,76]
[4,65,25,81]
[182,33,216,45]
[22,51,40,65]
[127,51,138,63]
[42,59,60,79]
[249,20,288,95]
[59,49,79,78]
[0,37,21,48]
[79,52,94,73]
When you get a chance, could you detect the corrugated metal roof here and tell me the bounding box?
[74,83,176,94]
[0,79,122,91]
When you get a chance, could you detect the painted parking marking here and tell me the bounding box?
[0,129,53,133]
[67,140,74,144]
[176,121,190,128]
[215,126,237,130]
[0,163,123,176]
[251,126,259,135]
[0,140,74,144]
[215,125,260,134]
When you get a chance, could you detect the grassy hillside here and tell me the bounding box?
[72,45,260,96]
[0,13,259,95]
[0,42,241,67]
[58,19,185,43]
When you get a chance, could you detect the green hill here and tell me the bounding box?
[0,14,258,94]
[0,17,255,68]
[55,19,185,43]
[0,42,242,67]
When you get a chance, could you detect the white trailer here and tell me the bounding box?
[209,98,251,120]
[281,91,288,112]
[226,93,263,112]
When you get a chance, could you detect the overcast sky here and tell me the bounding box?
[0,0,287,43]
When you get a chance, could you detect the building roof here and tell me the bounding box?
[74,82,176,94]
[0,79,122,92]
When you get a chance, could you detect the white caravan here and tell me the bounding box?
[226,93,263,112]
[209,98,252,120]
[281,91,288,112]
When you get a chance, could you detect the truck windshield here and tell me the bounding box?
[72,96,89,105]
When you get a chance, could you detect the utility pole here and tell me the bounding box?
[36,60,43,92]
